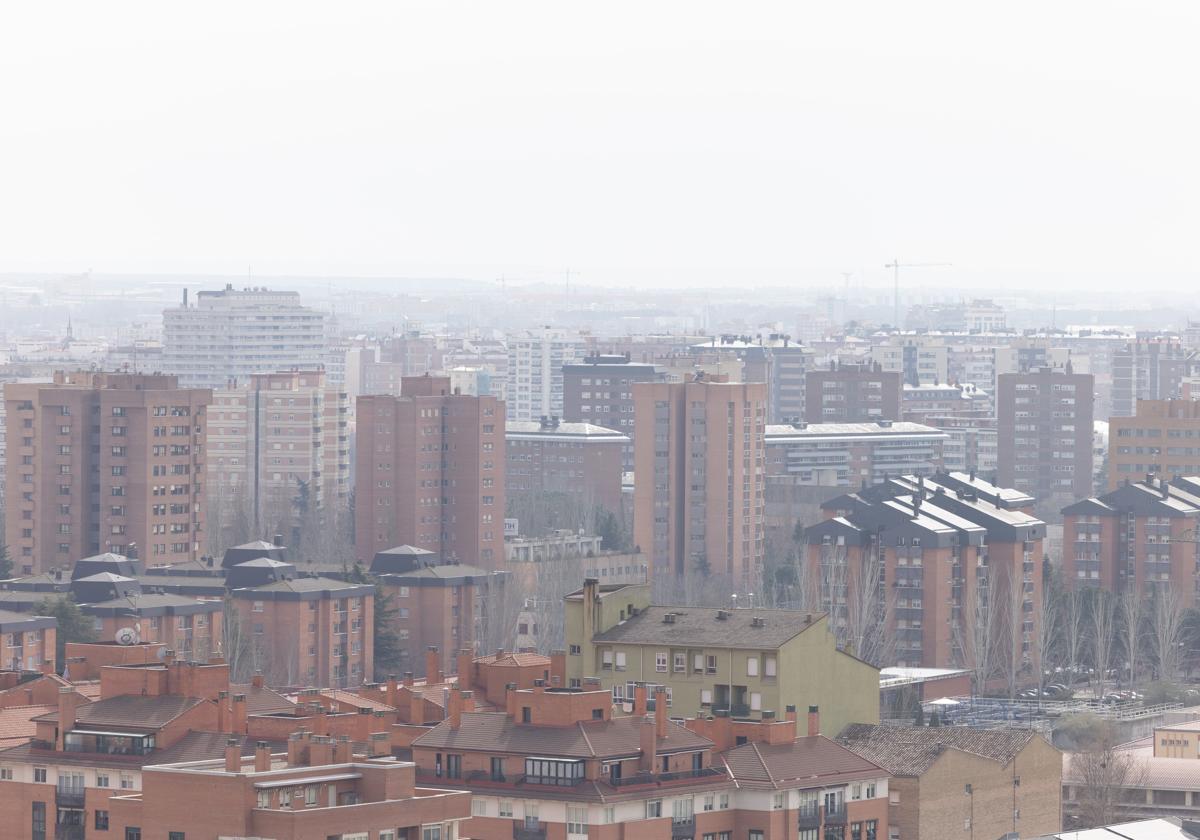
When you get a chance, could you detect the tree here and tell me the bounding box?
[1150,587,1187,683]
[1119,593,1145,688]
[0,544,12,580]
[1071,721,1148,828]
[594,506,629,552]
[1064,588,1087,690]
[222,596,255,683]
[954,573,999,694]
[1091,590,1118,698]
[815,544,895,667]
[34,596,96,674]
[372,585,406,681]
[1001,573,1029,699]
[1035,584,1062,702]
[913,705,925,726]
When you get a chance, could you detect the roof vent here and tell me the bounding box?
[751,616,766,628]
[663,613,676,624]
[716,610,729,621]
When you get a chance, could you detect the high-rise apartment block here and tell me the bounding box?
[1110,338,1191,418]
[506,418,628,516]
[804,362,902,424]
[997,366,1094,502]
[355,375,505,568]
[162,285,328,389]
[562,353,662,468]
[4,373,211,575]
[505,327,583,422]
[1108,400,1200,489]
[208,371,350,526]
[633,376,766,586]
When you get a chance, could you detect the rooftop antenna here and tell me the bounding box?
[884,260,951,329]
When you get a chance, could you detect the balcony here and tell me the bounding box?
[514,825,546,840]
[55,787,85,808]
[55,826,85,840]
[608,767,726,788]
[798,803,820,830]
[824,803,848,825]
[671,819,696,839]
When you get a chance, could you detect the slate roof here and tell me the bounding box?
[837,724,1036,776]
[34,694,205,730]
[414,712,712,759]
[722,736,888,790]
[592,606,825,650]
[0,731,286,768]
[235,576,368,594]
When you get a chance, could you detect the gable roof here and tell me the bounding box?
[474,651,551,668]
[34,694,205,731]
[592,606,827,650]
[0,704,55,747]
[722,735,887,790]
[837,723,1039,776]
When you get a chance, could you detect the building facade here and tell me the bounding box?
[1108,399,1200,489]
[764,421,946,487]
[805,363,902,424]
[506,419,628,518]
[506,327,584,422]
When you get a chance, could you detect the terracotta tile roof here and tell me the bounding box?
[414,712,712,759]
[34,695,205,730]
[70,682,103,700]
[316,688,395,713]
[721,736,887,790]
[0,705,54,747]
[837,724,1037,776]
[473,651,551,668]
[230,684,296,714]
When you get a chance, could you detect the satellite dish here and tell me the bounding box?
[114,627,138,646]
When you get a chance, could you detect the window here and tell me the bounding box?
[603,806,616,823]
[522,707,532,723]
[252,601,264,612]
[750,692,762,711]
[32,802,46,840]
[421,828,442,840]
[169,833,185,840]
[706,655,718,673]
[719,793,729,809]
[124,829,141,840]
[673,652,686,672]
[764,656,777,677]
[655,651,668,672]
[773,793,785,809]
[95,810,109,830]
[567,806,587,836]
[0,767,10,780]
[750,832,764,840]
[646,799,663,818]
[472,799,488,817]
[33,767,46,782]
[499,800,513,818]
[615,651,627,670]
[257,790,270,808]
[672,796,694,824]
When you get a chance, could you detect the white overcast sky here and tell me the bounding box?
[1,1,1198,291]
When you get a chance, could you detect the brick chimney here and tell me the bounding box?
[385,675,398,709]
[456,649,473,690]
[287,731,308,766]
[254,740,272,772]
[308,735,334,767]
[232,693,247,734]
[654,687,668,740]
[252,672,264,690]
[355,708,373,742]
[639,715,658,772]
[550,649,566,687]
[333,735,353,764]
[225,737,241,773]
[505,683,518,719]
[56,686,78,750]
[533,678,545,694]
[368,731,391,758]
[448,687,463,729]
[807,705,820,737]
[402,671,414,687]
[408,687,425,725]
[462,690,475,713]
[633,683,648,716]
[425,646,441,682]
[217,690,230,733]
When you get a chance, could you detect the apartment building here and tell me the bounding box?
[805,363,902,424]
[997,366,1095,503]
[764,421,946,487]
[0,611,56,674]
[208,370,350,526]
[506,418,628,516]
[564,580,879,736]
[1108,399,1200,489]
[809,473,1044,671]
[929,415,998,477]
[872,337,949,386]
[162,285,329,390]
[562,353,662,468]
[687,335,815,424]
[355,375,505,568]
[839,724,1061,840]
[1111,339,1191,418]
[4,372,211,575]
[1061,474,1200,601]
[632,376,766,586]
[506,327,584,422]
[901,382,990,424]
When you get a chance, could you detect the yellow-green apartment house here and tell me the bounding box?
[564,580,879,735]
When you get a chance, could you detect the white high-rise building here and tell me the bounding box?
[162,285,328,389]
[505,327,583,421]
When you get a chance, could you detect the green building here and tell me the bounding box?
[564,580,879,735]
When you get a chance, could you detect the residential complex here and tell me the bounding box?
[805,363,902,424]
[1108,399,1200,489]
[506,326,584,422]
[161,285,329,390]
[764,421,946,487]
[633,376,766,586]
[506,418,628,516]
[561,353,662,462]
[355,375,505,568]
[3,372,211,575]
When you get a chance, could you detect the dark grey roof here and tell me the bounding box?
[837,723,1041,776]
[0,610,56,632]
[80,593,221,617]
[0,731,284,769]
[231,576,373,601]
[592,607,826,650]
[378,564,498,585]
[35,695,205,730]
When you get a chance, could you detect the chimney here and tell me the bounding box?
[333,735,353,764]
[654,687,668,739]
[385,675,398,709]
[425,646,441,682]
[232,693,247,734]
[368,731,391,758]
[633,684,648,717]
[287,731,307,766]
[785,704,797,724]
[308,735,334,767]
[56,687,78,750]
[807,705,820,737]
[252,672,264,690]
[273,534,284,547]
[462,690,475,713]
[217,690,230,733]
[639,715,658,773]
[448,687,463,729]
[550,649,566,687]
[355,707,374,742]
[456,649,473,691]
[409,687,425,725]
[402,671,414,687]
[254,740,271,772]
[225,737,241,773]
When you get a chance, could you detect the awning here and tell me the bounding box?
[254,772,361,789]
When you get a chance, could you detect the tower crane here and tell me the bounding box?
[884,260,951,330]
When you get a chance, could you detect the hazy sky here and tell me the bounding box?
[2,2,1198,290]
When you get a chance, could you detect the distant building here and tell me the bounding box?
[506,326,584,422]
[872,337,949,386]
[355,376,505,568]
[764,421,946,487]
[1108,400,1200,489]
[561,353,663,467]
[805,363,902,424]
[162,285,329,390]
[0,610,55,673]
[997,366,1095,503]
[3,372,212,575]
[1111,339,1191,418]
[633,376,766,586]
[687,334,815,423]
[901,382,989,424]
[931,415,998,477]
[506,418,628,517]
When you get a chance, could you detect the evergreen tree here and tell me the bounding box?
[34,595,96,673]
[913,705,925,726]
[0,544,12,580]
[372,584,406,681]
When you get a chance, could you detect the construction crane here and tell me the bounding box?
[884,260,951,329]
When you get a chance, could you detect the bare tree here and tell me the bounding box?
[1091,590,1118,698]
[809,544,895,667]
[1001,573,1030,699]
[476,573,524,655]
[1150,587,1187,683]
[1119,592,1144,689]
[1064,588,1087,690]
[1035,585,1061,701]
[953,572,999,694]
[1072,723,1148,828]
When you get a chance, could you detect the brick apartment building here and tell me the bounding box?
[355,375,505,568]
[561,353,662,467]
[506,418,628,517]
[997,365,1094,503]
[4,372,212,575]
[808,472,1045,671]
[208,370,350,530]
[633,376,766,587]
[1108,399,1200,489]
[804,362,902,424]
[764,421,946,487]
[0,611,56,674]
[1062,474,1200,601]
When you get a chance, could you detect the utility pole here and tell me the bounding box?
[884,260,951,329]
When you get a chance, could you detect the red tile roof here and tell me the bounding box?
[0,705,54,748]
